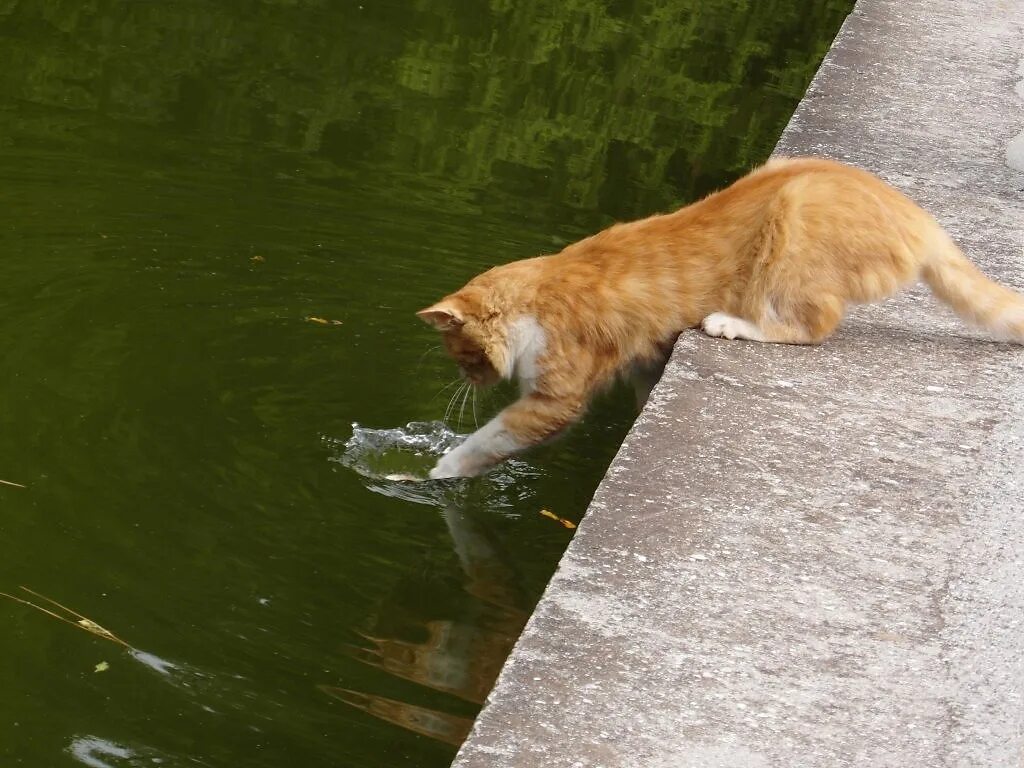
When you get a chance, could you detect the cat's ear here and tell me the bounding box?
[416,302,464,330]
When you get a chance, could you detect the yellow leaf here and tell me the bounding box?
[539,509,576,529]
[306,316,343,325]
[250,255,265,262]
[94,661,109,673]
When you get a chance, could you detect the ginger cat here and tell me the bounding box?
[418,157,1024,479]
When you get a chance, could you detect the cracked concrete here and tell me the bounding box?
[452,0,1024,765]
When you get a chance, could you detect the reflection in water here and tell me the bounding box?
[326,505,528,743]
[319,687,474,748]
[328,424,532,742]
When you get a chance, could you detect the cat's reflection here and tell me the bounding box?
[325,501,529,747]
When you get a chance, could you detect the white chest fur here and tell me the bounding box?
[506,315,546,394]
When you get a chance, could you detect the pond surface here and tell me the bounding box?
[0,1,851,765]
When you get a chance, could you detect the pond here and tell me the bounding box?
[0,1,851,765]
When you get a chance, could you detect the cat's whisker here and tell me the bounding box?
[457,382,471,430]
[471,387,479,428]
[416,344,441,367]
[430,376,462,404]
[449,382,469,426]
[448,385,464,428]
[443,383,465,425]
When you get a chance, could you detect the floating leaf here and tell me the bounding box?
[539,509,576,529]
[0,587,131,648]
[306,316,343,325]
[94,661,109,673]
[250,255,265,263]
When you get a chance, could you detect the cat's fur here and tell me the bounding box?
[418,157,1024,478]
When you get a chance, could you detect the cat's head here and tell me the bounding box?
[417,294,506,387]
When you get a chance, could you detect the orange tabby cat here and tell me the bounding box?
[418,157,1024,478]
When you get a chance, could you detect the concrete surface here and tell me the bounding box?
[451,1,1024,766]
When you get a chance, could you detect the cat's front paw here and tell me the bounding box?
[429,450,475,480]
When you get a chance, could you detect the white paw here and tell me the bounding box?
[429,449,483,480]
[429,453,464,480]
[701,312,762,341]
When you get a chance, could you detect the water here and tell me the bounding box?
[0,1,852,765]
[338,421,463,485]
[333,421,537,501]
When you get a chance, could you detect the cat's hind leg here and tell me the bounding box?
[702,183,851,345]
[701,313,767,342]
[701,294,844,345]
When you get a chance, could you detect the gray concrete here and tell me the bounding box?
[452,1,1024,766]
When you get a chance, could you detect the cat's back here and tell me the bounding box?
[747,156,917,207]
[768,157,930,230]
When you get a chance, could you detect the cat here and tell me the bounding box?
[418,157,1024,479]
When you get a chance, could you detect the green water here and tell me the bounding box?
[0,1,851,765]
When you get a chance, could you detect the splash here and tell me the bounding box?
[129,649,178,676]
[68,737,134,768]
[327,421,539,508]
[68,736,177,768]
[335,421,462,481]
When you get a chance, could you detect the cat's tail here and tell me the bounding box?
[920,231,1024,343]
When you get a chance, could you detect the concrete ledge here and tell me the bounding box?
[453,1,1024,765]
